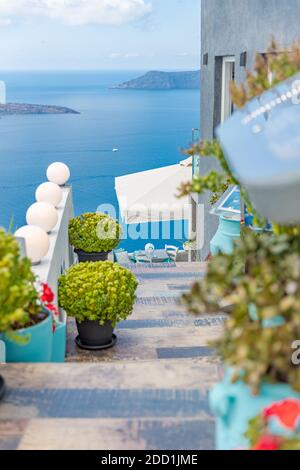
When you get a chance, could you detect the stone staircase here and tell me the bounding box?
[0,263,224,450]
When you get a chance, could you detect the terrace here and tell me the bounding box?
[3,23,300,454]
[0,184,223,450]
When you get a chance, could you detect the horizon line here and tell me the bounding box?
[0,67,201,73]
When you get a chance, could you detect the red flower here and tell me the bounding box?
[263,399,300,431]
[41,283,55,304]
[46,303,60,317]
[253,435,283,451]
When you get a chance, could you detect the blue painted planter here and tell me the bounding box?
[248,303,285,328]
[209,369,300,450]
[3,311,53,363]
[0,340,5,363]
[210,216,241,256]
[51,311,67,363]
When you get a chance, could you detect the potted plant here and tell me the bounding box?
[69,212,122,263]
[183,239,197,251]
[40,282,67,363]
[245,399,300,450]
[0,228,57,366]
[183,228,300,450]
[58,261,138,350]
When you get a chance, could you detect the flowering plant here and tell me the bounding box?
[246,399,300,450]
[38,282,60,333]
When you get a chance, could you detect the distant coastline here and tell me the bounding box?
[113,70,200,90]
[0,70,199,251]
[0,103,79,116]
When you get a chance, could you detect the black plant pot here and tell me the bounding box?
[0,375,6,402]
[75,249,110,263]
[75,319,117,350]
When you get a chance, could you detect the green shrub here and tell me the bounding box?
[183,229,300,393]
[58,261,138,327]
[0,228,39,334]
[69,212,122,253]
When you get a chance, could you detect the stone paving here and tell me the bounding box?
[0,263,224,450]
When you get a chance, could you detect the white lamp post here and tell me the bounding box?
[26,202,58,233]
[15,225,50,265]
[47,162,70,186]
[36,182,63,208]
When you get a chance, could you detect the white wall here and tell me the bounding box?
[31,186,74,305]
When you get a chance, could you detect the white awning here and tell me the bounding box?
[115,158,192,224]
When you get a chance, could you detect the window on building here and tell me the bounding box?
[221,56,235,122]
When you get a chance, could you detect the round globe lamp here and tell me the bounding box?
[36,182,63,208]
[47,162,70,186]
[15,225,50,265]
[26,202,58,233]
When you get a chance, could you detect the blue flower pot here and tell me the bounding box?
[0,340,5,363]
[248,303,285,328]
[51,312,67,363]
[210,216,241,256]
[209,369,300,450]
[3,311,53,363]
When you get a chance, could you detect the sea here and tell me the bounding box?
[0,71,200,252]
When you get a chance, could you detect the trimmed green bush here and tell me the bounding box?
[0,228,39,334]
[58,261,138,327]
[69,212,122,253]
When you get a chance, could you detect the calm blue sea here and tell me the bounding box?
[0,71,200,251]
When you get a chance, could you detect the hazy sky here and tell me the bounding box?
[0,0,200,71]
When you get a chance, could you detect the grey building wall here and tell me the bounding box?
[199,0,300,258]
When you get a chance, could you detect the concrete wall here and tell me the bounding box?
[32,186,74,305]
[198,0,300,258]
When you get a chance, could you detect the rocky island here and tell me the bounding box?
[113,70,200,90]
[0,103,79,116]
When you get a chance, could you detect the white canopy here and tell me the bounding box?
[115,158,192,224]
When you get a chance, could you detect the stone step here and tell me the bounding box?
[15,418,214,450]
[0,360,219,451]
[136,281,200,291]
[66,319,222,362]
[118,316,226,329]
[0,259,218,450]
[129,263,206,276]
[2,362,222,390]
[130,262,206,271]
[0,388,213,420]
[0,361,220,450]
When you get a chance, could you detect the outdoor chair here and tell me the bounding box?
[165,245,180,262]
[113,249,131,265]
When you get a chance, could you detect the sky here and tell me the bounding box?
[0,0,201,71]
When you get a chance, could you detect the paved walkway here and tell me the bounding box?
[0,263,224,450]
